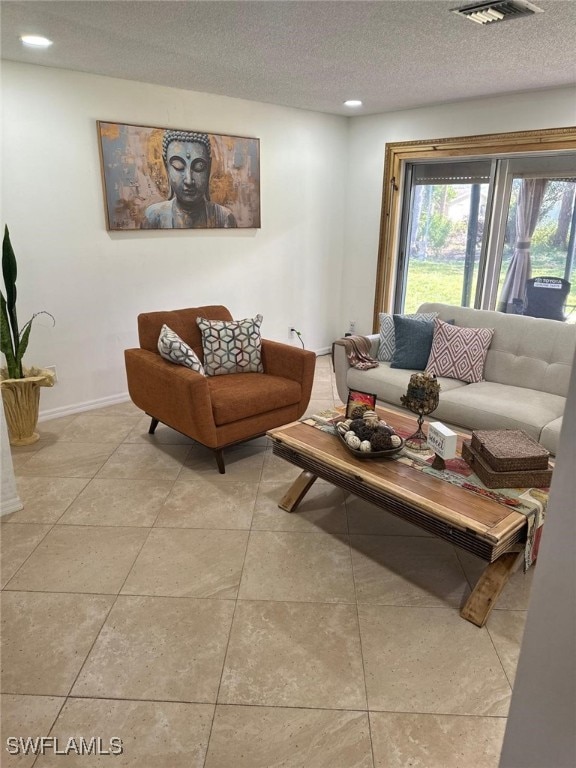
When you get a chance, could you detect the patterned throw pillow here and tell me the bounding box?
[425,318,494,383]
[157,324,205,375]
[377,312,437,361]
[197,314,264,376]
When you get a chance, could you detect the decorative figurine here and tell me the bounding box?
[401,372,440,451]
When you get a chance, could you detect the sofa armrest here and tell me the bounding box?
[332,334,380,404]
[124,348,218,446]
[261,339,316,403]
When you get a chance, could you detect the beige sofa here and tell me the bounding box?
[333,303,576,455]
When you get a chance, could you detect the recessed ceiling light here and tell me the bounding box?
[20,35,53,48]
[344,100,363,108]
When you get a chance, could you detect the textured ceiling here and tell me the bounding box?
[1,0,575,116]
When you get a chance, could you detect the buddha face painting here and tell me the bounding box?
[165,139,211,209]
[99,121,260,230]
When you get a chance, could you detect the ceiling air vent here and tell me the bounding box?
[452,0,543,24]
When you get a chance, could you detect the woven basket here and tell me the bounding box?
[462,441,552,489]
[471,429,550,472]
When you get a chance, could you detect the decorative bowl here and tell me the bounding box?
[335,424,405,460]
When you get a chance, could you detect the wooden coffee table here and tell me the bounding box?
[267,408,530,627]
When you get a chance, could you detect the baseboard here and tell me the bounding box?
[39,349,332,420]
[38,393,132,422]
[1,496,24,516]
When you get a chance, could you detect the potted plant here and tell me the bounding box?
[1,226,55,445]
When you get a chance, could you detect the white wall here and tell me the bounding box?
[1,62,348,417]
[3,62,576,418]
[499,347,576,767]
[343,86,576,334]
[0,407,23,516]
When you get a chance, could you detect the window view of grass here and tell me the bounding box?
[405,250,576,319]
[404,261,474,313]
[403,179,576,320]
[404,182,485,313]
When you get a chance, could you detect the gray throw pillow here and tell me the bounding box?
[390,315,436,370]
[377,312,437,361]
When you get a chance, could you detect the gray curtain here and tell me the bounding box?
[498,178,548,313]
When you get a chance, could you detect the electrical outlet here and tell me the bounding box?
[349,320,356,334]
[45,365,58,383]
[289,327,295,337]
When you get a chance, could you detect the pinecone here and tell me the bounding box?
[350,404,370,419]
[356,424,375,441]
[370,431,393,451]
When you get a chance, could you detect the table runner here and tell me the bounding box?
[302,410,548,569]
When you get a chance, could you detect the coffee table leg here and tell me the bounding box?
[278,471,318,512]
[460,549,523,627]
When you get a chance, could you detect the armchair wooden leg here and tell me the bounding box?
[214,449,225,474]
[148,417,159,435]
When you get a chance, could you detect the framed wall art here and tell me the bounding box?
[346,390,377,419]
[97,121,261,230]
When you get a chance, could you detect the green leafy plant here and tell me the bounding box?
[1,226,55,379]
[427,213,453,256]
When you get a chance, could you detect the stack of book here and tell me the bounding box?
[461,429,553,489]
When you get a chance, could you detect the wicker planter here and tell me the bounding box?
[0,370,55,446]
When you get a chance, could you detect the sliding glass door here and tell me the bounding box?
[394,153,576,320]
[395,160,492,313]
[493,164,576,320]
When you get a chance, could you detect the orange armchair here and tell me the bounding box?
[124,305,316,472]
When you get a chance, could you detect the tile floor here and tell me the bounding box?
[1,353,533,767]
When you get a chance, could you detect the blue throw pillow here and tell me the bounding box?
[377,311,437,361]
[390,315,436,370]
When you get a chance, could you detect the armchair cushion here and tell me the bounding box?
[157,324,205,375]
[138,305,232,355]
[208,373,302,425]
[197,314,264,375]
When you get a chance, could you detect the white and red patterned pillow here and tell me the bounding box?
[425,318,494,384]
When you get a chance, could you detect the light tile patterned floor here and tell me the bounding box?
[1,354,530,767]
